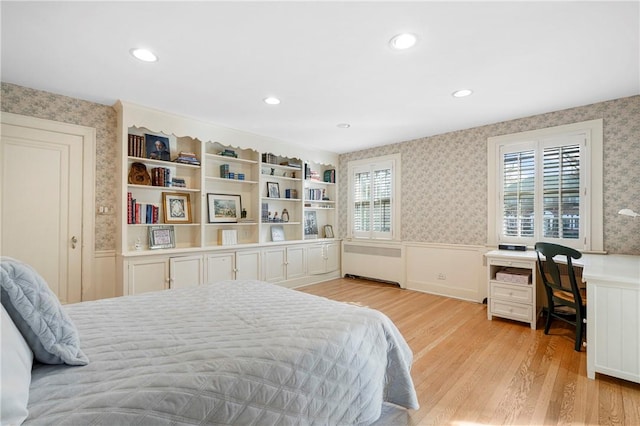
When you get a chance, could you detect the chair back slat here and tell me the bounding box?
[535,242,583,307]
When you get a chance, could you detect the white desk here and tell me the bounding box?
[486,250,640,383]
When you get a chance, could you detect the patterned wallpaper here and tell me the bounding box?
[338,95,640,255]
[2,82,638,254]
[1,83,118,251]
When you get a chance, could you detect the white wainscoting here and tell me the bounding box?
[91,250,116,301]
[405,243,487,303]
[340,241,488,303]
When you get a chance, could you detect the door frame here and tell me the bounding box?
[1,112,96,300]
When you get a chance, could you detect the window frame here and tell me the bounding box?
[347,153,401,241]
[487,119,603,252]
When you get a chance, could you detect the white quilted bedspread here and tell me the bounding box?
[26,280,418,425]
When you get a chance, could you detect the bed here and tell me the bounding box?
[1,257,419,425]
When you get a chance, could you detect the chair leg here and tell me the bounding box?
[544,305,553,335]
[574,316,584,352]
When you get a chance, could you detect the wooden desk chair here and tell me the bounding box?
[534,242,586,351]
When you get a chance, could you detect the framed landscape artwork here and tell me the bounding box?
[207,193,241,223]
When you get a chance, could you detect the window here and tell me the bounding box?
[348,154,401,240]
[488,120,603,251]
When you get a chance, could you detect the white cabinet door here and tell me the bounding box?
[236,250,260,280]
[170,255,204,289]
[127,258,169,295]
[206,252,235,283]
[286,246,306,279]
[325,242,340,273]
[263,247,286,282]
[307,244,326,275]
[308,243,339,275]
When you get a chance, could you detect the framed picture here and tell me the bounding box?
[207,193,241,223]
[271,225,285,242]
[148,225,175,249]
[162,192,192,224]
[324,224,334,238]
[304,210,318,239]
[145,133,172,161]
[267,182,280,198]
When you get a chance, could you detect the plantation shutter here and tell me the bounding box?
[502,150,535,238]
[353,170,370,235]
[351,160,394,239]
[542,143,581,239]
[498,135,584,246]
[372,168,391,233]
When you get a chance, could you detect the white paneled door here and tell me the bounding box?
[1,113,94,304]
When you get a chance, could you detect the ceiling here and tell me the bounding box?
[2,1,639,154]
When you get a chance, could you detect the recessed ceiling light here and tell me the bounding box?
[389,33,417,50]
[263,97,281,105]
[452,89,473,98]
[130,48,158,62]
[337,123,351,129]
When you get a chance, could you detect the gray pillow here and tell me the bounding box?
[0,257,88,366]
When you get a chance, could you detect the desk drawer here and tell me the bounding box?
[491,282,533,303]
[490,299,533,323]
[488,258,533,269]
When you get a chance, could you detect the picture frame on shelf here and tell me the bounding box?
[267,181,280,198]
[324,225,334,239]
[271,225,285,242]
[162,192,192,224]
[145,134,172,161]
[207,193,241,223]
[304,210,318,239]
[148,225,175,249]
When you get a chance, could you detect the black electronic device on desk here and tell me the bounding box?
[498,243,527,251]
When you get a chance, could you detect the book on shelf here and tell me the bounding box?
[174,151,200,165]
[219,164,230,178]
[127,134,145,158]
[151,167,171,187]
[306,188,327,200]
[128,195,160,225]
[323,169,335,183]
[262,153,278,165]
[171,177,186,188]
[238,218,256,223]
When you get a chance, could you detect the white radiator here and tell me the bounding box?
[342,242,404,286]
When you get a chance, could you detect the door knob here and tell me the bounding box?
[71,236,78,249]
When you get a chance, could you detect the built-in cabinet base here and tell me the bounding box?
[121,241,340,296]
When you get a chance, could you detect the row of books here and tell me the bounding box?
[127,134,146,158]
[151,167,171,187]
[171,177,187,188]
[323,169,336,183]
[303,164,335,182]
[127,192,160,224]
[262,153,279,165]
[306,188,327,201]
[175,151,200,166]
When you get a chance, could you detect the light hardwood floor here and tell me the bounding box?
[298,277,640,426]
